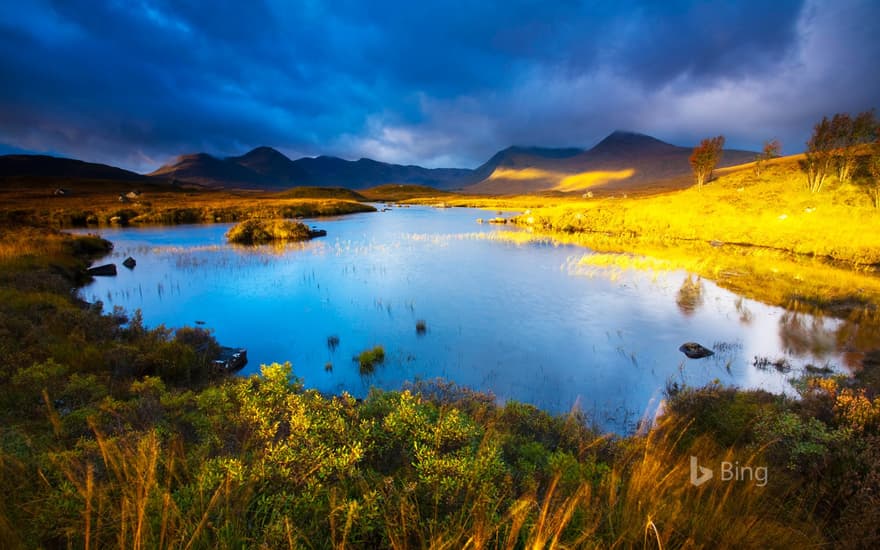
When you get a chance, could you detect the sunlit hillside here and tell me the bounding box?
[462,131,756,195]
[515,153,880,263]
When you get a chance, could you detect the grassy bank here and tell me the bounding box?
[0,178,375,227]
[360,184,457,202]
[510,156,880,266]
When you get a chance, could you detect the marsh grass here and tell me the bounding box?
[356,345,386,374]
[327,335,340,352]
[0,179,375,228]
[226,218,312,245]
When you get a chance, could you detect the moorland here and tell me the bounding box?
[1,116,880,547]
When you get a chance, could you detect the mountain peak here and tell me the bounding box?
[233,146,289,162]
[591,130,675,154]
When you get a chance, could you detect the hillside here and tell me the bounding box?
[0,154,150,183]
[509,152,880,269]
[150,147,471,190]
[150,152,272,188]
[462,131,756,195]
[271,186,367,201]
[360,183,456,201]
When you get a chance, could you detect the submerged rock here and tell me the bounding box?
[679,342,714,359]
[122,256,136,269]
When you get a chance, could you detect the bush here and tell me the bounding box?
[226,219,313,245]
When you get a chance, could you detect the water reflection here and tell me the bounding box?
[778,311,838,358]
[74,206,866,432]
[676,275,704,316]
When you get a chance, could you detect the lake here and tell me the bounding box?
[76,205,847,431]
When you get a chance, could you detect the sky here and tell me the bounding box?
[0,0,878,172]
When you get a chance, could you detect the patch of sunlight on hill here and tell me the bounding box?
[488,167,559,180]
[554,169,635,192]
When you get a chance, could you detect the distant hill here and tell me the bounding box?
[150,147,472,190]
[272,186,367,201]
[0,154,149,183]
[462,131,757,195]
[360,184,456,201]
[2,132,760,196]
[150,152,273,188]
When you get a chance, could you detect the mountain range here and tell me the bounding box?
[149,147,472,190]
[0,131,758,194]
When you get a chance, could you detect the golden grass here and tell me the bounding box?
[360,184,455,202]
[226,219,313,245]
[509,156,880,266]
[0,179,374,227]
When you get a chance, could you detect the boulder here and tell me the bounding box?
[122,256,136,269]
[87,263,117,277]
[679,342,714,359]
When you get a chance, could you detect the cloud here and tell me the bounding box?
[0,0,876,171]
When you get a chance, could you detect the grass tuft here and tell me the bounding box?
[356,345,385,374]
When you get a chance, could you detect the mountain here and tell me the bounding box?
[150,153,271,187]
[0,154,148,182]
[3,132,759,195]
[465,146,584,184]
[462,131,757,195]
[150,147,472,190]
[226,146,310,185]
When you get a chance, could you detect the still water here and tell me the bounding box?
[77,205,846,431]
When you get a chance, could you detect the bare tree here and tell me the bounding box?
[800,116,835,192]
[689,135,725,189]
[868,125,880,208]
[754,139,781,176]
[830,113,854,181]
[868,156,880,208]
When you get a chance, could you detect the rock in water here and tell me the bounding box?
[87,263,117,277]
[122,257,136,269]
[679,342,714,359]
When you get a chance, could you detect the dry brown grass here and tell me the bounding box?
[0,177,374,227]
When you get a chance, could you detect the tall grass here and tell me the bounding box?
[0,396,823,549]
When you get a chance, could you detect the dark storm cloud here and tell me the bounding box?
[0,0,876,171]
